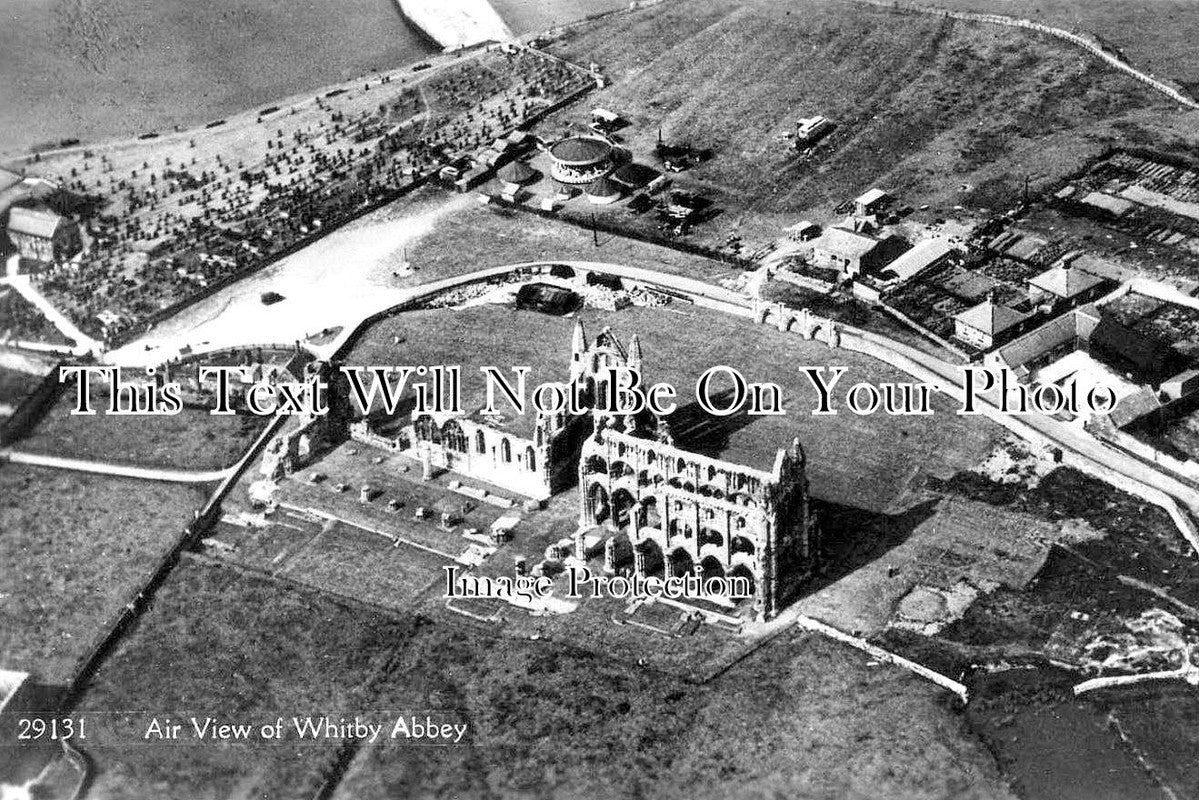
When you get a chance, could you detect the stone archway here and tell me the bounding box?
[699,555,725,585]
[699,526,724,549]
[588,483,610,526]
[634,537,664,578]
[729,564,756,600]
[611,488,637,530]
[641,496,661,530]
[731,535,755,558]
[667,548,695,578]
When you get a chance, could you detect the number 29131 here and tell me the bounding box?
[17,718,84,740]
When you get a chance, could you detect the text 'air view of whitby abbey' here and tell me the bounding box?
[4,0,1199,798]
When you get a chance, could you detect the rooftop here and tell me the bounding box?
[1029,262,1107,299]
[879,238,954,283]
[855,188,890,206]
[497,160,537,185]
[7,206,65,239]
[955,298,1030,336]
[813,227,881,259]
[548,136,613,166]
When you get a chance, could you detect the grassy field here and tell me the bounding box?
[929,0,1199,90]
[0,464,206,683]
[17,382,267,470]
[345,302,1002,511]
[74,557,421,800]
[0,0,435,155]
[332,623,1014,800]
[68,553,1014,798]
[545,0,1180,242]
[404,199,745,287]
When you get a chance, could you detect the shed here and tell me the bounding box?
[854,188,891,217]
[877,238,954,284]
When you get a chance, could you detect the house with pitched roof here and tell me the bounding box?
[6,206,81,264]
[1028,261,1109,306]
[953,294,1032,350]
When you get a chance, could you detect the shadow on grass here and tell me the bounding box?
[802,496,941,595]
[667,391,760,460]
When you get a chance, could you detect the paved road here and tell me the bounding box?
[0,449,232,483]
[4,255,102,355]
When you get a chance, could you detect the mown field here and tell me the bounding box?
[73,555,1013,799]
[0,0,435,155]
[347,302,1002,511]
[545,0,1180,238]
[0,465,206,683]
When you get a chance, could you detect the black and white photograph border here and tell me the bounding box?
[2,0,1199,798]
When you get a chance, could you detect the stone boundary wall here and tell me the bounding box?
[852,0,1199,109]
[59,412,286,710]
[796,614,969,701]
[0,357,73,447]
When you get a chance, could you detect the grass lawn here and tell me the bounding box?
[17,383,268,471]
[345,302,1002,511]
[0,465,207,683]
[71,553,1013,798]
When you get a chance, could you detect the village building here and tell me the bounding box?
[1162,368,1199,402]
[548,135,614,185]
[1028,260,1109,307]
[785,220,820,242]
[589,107,624,134]
[854,188,892,217]
[810,227,905,278]
[609,162,660,192]
[6,206,82,265]
[986,305,1103,375]
[876,238,955,285]
[1087,315,1182,385]
[953,294,1032,350]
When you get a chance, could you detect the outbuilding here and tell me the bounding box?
[853,188,892,217]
